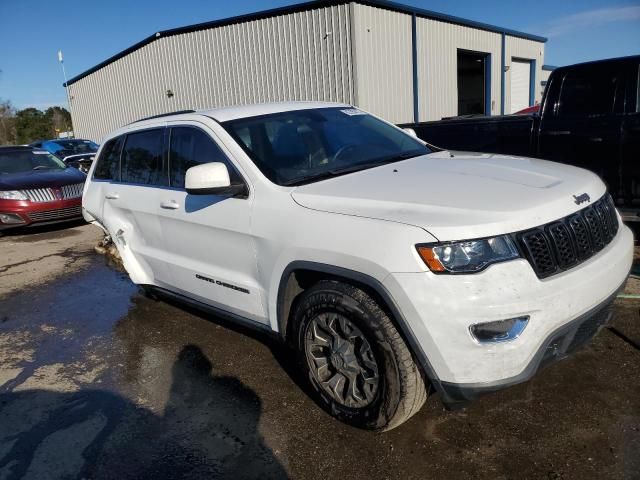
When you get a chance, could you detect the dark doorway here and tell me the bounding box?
[457,50,489,115]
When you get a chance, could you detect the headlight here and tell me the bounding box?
[416,235,519,273]
[0,190,28,201]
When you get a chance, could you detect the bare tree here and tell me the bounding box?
[0,99,17,145]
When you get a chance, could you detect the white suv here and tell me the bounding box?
[83,102,633,431]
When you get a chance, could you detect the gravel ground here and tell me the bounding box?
[0,223,639,480]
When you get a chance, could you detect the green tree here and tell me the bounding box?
[0,103,72,145]
[14,108,52,144]
[45,106,72,137]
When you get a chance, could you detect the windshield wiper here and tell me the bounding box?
[282,151,425,186]
[281,170,342,186]
[32,166,54,170]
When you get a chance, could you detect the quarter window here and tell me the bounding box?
[168,127,241,188]
[93,136,123,180]
[121,129,166,186]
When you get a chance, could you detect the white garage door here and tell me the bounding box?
[510,59,531,113]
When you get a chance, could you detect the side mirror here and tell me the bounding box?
[185,162,245,196]
[403,127,418,138]
[402,127,427,146]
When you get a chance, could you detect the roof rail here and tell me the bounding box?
[130,110,196,124]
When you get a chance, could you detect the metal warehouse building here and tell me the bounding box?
[65,0,547,141]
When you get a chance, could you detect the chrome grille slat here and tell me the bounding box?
[61,183,84,199]
[27,205,82,222]
[21,188,56,202]
[518,194,619,279]
[19,183,84,202]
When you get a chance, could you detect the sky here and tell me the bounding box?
[0,0,638,110]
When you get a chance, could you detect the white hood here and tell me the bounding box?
[291,151,606,241]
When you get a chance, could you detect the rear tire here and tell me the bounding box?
[292,280,427,431]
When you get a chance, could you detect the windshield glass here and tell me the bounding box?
[0,150,67,174]
[43,139,99,158]
[222,107,431,186]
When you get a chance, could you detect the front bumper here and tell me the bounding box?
[439,284,620,405]
[383,224,633,406]
[0,197,83,230]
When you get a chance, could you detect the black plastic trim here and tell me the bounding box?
[64,0,547,87]
[145,285,278,339]
[186,183,247,197]
[129,110,196,125]
[276,260,452,403]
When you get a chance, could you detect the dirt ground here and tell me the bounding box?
[0,223,639,480]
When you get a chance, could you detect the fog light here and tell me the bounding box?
[0,213,26,224]
[470,316,529,343]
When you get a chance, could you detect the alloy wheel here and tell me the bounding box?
[304,312,380,408]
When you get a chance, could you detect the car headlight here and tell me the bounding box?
[0,190,28,201]
[416,235,519,273]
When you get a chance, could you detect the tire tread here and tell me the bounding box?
[294,280,427,431]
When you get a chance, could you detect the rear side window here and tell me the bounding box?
[93,136,123,180]
[121,129,166,186]
[168,127,241,188]
[559,69,620,117]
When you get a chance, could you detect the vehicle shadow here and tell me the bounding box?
[149,291,319,407]
[0,344,287,480]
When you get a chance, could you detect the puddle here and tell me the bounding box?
[0,255,138,392]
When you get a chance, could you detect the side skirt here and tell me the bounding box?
[143,284,281,342]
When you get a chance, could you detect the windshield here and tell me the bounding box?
[43,139,99,159]
[0,150,67,174]
[222,107,431,186]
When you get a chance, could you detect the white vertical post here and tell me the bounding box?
[58,50,74,137]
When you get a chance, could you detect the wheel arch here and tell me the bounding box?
[276,260,447,400]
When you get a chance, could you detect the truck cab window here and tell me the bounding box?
[636,64,640,113]
[559,69,619,117]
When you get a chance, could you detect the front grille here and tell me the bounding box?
[21,188,56,202]
[61,183,84,199]
[518,194,619,279]
[27,205,82,222]
[20,183,84,202]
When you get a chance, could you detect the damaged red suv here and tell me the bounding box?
[0,146,85,231]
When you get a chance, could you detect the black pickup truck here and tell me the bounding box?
[404,55,640,215]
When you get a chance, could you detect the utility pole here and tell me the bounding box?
[58,50,74,138]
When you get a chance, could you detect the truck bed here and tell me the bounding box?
[401,114,535,157]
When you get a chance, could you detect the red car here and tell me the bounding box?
[0,146,85,231]
[513,104,540,115]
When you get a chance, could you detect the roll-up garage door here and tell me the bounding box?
[510,59,531,113]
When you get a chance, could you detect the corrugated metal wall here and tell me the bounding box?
[415,18,502,122]
[504,36,545,113]
[350,4,414,124]
[69,3,354,141]
[68,2,546,138]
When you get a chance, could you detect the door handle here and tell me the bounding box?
[105,193,119,200]
[589,137,603,142]
[546,130,571,136]
[160,200,180,210]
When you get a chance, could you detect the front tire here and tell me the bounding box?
[292,280,427,431]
